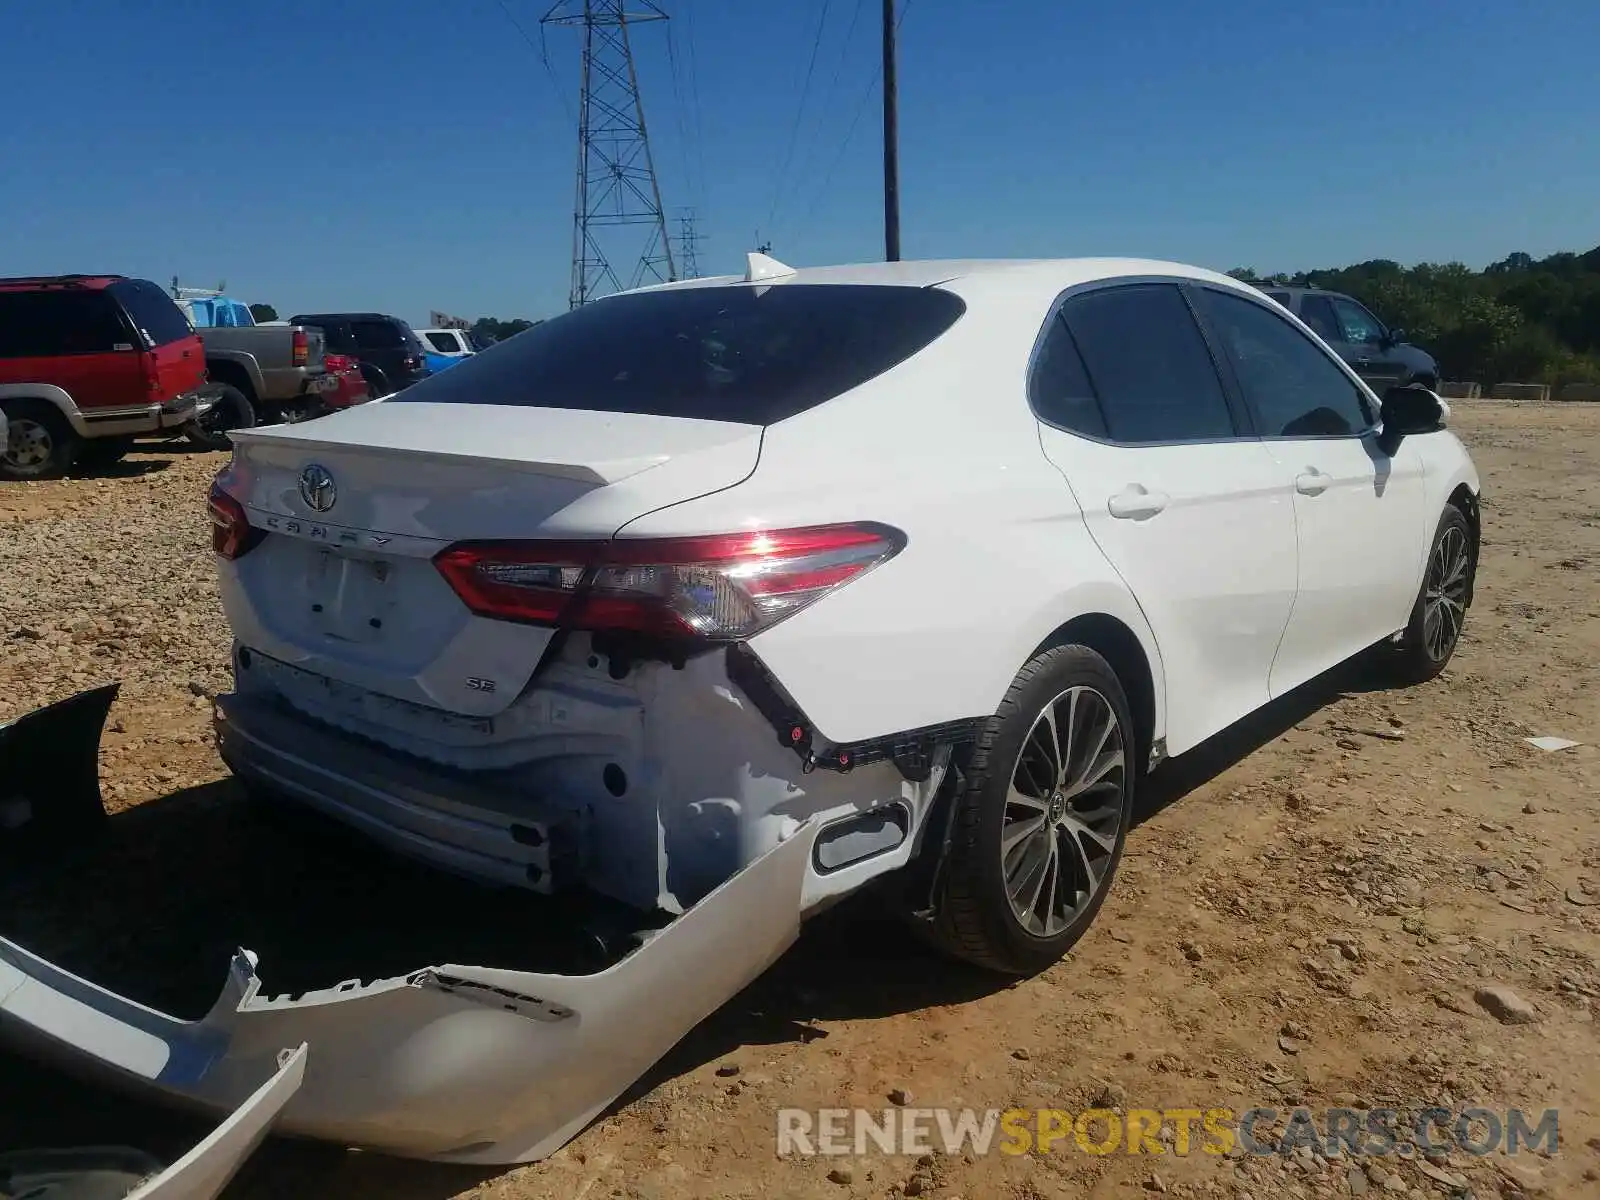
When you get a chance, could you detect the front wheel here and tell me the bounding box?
[1388,506,1474,684]
[927,644,1136,976]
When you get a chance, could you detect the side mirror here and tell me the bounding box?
[1376,385,1447,456]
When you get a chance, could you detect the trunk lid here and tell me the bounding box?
[217,402,763,716]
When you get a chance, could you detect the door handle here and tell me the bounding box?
[1107,484,1169,520]
[1295,469,1332,496]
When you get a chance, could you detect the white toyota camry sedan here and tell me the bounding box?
[0,253,1479,1166]
[209,250,1482,972]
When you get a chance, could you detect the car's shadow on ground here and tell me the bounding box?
[0,654,1401,1197]
[66,457,172,481]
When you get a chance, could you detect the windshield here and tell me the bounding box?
[388,284,966,424]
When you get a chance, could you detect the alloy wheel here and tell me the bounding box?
[1422,525,1470,661]
[1001,685,1126,937]
[4,418,52,471]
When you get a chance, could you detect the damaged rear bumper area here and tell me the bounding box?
[1,686,816,1166]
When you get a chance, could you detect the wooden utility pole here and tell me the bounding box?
[882,0,900,262]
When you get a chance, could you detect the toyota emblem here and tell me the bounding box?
[298,463,337,513]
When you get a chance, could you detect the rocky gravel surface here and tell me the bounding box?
[2,406,1599,1200]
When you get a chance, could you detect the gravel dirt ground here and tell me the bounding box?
[2,404,1598,1200]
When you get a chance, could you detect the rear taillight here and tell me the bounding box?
[434,523,903,640]
[292,329,308,367]
[208,481,262,560]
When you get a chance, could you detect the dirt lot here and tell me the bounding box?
[2,404,1598,1200]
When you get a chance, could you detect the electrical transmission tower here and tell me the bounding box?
[675,208,705,278]
[542,0,677,307]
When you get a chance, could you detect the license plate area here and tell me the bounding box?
[307,548,395,643]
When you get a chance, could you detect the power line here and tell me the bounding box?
[683,0,707,217]
[496,0,574,123]
[767,0,835,236]
[664,18,700,209]
[795,0,913,245]
[784,0,866,237]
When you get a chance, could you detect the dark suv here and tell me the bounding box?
[1259,286,1439,393]
[0,275,209,479]
[286,313,429,398]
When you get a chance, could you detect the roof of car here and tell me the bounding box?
[628,256,1248,301]
[0,274,126,292]
[1258,284,1338,298]
[289,312,404,322]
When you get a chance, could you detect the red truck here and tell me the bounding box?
[0,274,210,480]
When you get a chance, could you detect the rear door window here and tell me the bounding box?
[1297,295,1343,343]
[389,283,967,424]
[108,279,195,347]
[1059,283,1239,443]
[0,290,129,357]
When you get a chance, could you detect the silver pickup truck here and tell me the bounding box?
[173,292,339,442]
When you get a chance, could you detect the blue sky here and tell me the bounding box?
[1,0,1595,326]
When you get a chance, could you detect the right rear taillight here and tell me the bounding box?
[292,329,308,367]
[208,481,262,560]
[434,523,903,641]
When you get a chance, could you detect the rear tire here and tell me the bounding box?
[927,644,1137,976]
[359,364,388,400]
[0,400,79,481]
[1387,505,1473,684]
[185,383,256,450]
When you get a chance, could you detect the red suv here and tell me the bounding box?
[0,275,210,480]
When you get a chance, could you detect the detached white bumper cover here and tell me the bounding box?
[0,1047,304,1200]
[0,821,815,1164]
[131,1044,306,1199]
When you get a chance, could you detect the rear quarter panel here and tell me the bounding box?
[612,283,1168,747]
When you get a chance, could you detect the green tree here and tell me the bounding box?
[1252,244,1600,384]
[471,316,539,344]
[248,303,278,323]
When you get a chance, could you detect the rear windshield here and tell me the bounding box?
[388,283,967,424]
[352,318,408,349]
[108,279,195,347]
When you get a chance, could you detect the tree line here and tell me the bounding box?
[1229,245,1600,387]
[470,316,541,343]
